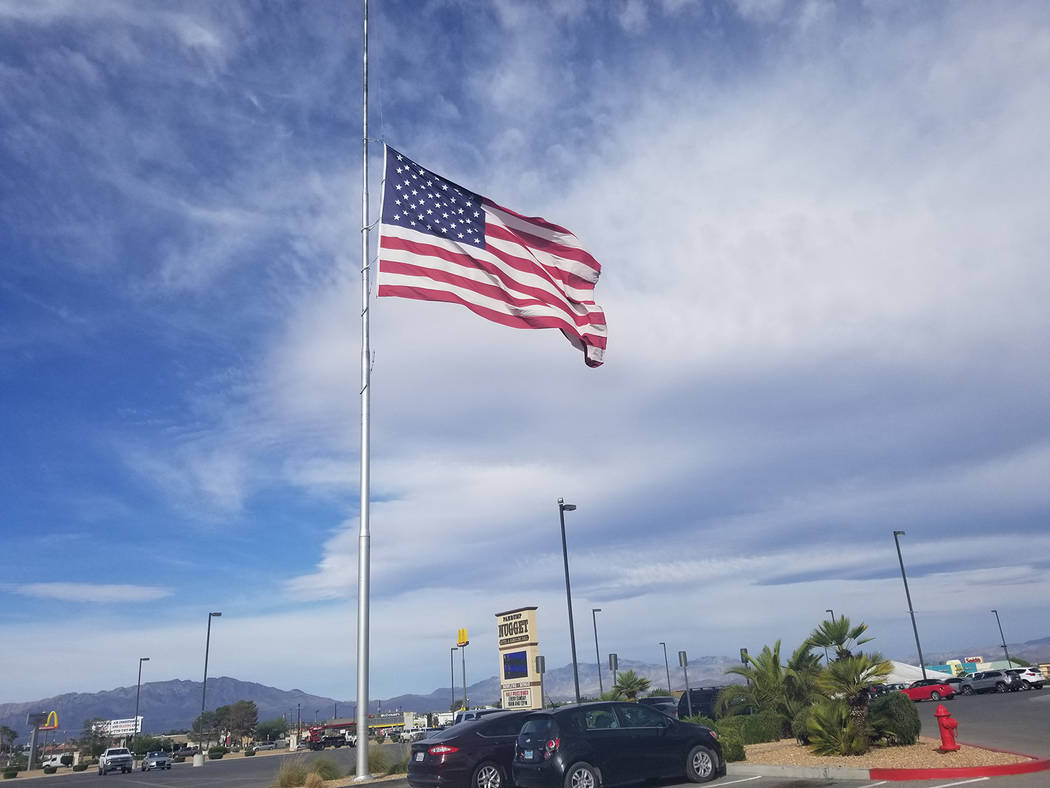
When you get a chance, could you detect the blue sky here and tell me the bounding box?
[2,0,1049,705]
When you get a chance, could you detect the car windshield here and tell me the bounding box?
[110,749,130,755]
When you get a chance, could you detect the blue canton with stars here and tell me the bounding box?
[382,147,486,248]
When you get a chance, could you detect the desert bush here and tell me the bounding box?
[717,729,746,762]
[43,766,58,774]
[791,706,812,745]
[273,757,309,788]
[868,692,921,746]
[310,757,341,781]
[2,769,18,780]
[713,712,783,745]
[208,746,228,760]
[367,747,390,775]
[72,764,88,772]
[384,753,409,775]
[244,747,256,757]
[806,701,869,756]
[304,774,324,788]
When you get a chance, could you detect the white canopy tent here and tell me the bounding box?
[885,661,953,685]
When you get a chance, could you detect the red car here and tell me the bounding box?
[900,679,955,701]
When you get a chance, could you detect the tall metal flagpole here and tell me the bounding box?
[355,0,371,780]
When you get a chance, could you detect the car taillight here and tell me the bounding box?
[428,745,459,755]
[543,738,559,760]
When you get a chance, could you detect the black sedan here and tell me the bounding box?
[512,701,724,787]
[408,710,532,788]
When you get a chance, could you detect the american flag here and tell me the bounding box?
[376,146,607,367]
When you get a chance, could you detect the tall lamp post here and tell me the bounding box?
[199,611,222,758]
[659,642,672,695]
[892,531,927,679]
[557,498,581,704]
[449,647,459,711]
[991,609,1012,666]
[823,609,835,663]
[591,608,603,695]
[134,657,150,747]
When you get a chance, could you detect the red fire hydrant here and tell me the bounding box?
[935,704,960,752]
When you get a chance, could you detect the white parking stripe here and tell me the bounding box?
[857,782,888,787]
[714,777,764,785]
[928,778,989,788]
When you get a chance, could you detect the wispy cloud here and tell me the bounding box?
[14,583,173,603]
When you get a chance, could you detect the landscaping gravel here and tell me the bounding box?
[743,736,1034,770]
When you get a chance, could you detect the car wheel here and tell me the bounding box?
[962,685,973,695]
[1022,681,1032,690]
[564,761,599,788]
[471,761,505,788]
[685,744,717,783]
[995,682,1007,693]
[929,691,941,700]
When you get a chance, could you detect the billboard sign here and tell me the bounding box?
[92,717,142,736]
[495,606,541,710]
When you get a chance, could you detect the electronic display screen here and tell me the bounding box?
[503,650,528,680]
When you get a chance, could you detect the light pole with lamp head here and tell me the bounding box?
[558,498,581,703]
[591,608,603,695]
[199,611,222,759]
[892,531,927,679]
[134,657,150,749]
[450,647,458,711]
[991,609,1012,666]
[659,642,672,695]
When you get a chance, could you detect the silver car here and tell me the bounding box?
[958,669,1022,694]
[141,751,172,771]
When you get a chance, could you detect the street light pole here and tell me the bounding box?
[558,498,581,704]
[823,609,834,663]
[591,608,603,696]
[659,642,672,695]
[461,644,468,710]
[991,609,1012,666]
[450,647,459,711]
[199,611,222,757]
[892,531,927,680]
[134,657,150,748]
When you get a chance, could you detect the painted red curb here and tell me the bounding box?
[870,741,1050,781]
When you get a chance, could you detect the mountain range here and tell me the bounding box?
[4,636,1047,744]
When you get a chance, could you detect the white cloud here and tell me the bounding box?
[15,583,173,603]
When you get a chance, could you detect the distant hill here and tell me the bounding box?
[0,656,743,744]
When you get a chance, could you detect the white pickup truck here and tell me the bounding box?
[98,747,134,775]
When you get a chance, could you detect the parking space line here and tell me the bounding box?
[715,777,763,785]
[857,782,888,787]
[927,779,989,787]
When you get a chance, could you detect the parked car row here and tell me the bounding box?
[407,702,724,788]
[897,668,1044,702]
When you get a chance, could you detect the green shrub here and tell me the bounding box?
[806,701,868,756]
[717,729,746,762]
[244,747,256,756]
[2,769,17,780]
[208,746,229,759]
[791,706,812,745]
[61,755,74,767]
[367,747,391,775]
[712,712,783,745]
[310,757,341,781]
[43,766,58,774]
[273,757,309,788]
[869,691,921,746]
[72,764,88,772]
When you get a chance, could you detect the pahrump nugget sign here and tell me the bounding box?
[495,606,541,710]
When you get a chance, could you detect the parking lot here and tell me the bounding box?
[15,690,1048,788]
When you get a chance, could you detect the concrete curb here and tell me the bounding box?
[727,742,1050,782]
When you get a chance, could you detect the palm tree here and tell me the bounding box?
[808,615,874,661]
[817,652,892,730]
[612,670,651,700]
[0,725,16,756]
[719,640,822,732]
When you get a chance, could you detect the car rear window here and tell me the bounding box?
[520,717,557,738]
[479,713,527,737]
